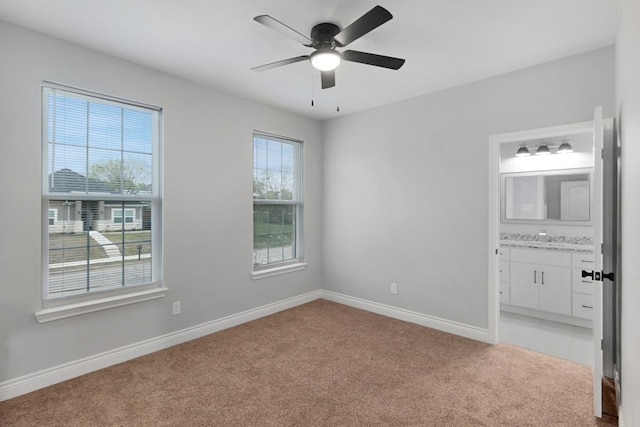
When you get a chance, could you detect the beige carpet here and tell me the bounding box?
[0,299,617,426]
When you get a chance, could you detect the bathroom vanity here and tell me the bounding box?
[500,237,594,327]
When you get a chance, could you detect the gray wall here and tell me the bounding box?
[0,21,323,382]
[616,0,640,423]
[322,47,614,329]
[2,17,634,419]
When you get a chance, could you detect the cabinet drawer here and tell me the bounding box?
[500,260,510,282]
[572,253,594,269]
[572,268,594,295]
[511,248,571,266]
[573,294,595,319]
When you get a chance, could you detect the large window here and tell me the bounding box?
[253,133,303,270]
[42,86,162,300]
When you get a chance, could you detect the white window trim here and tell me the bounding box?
[35,286,169,323]
[251,262,308,280]
[41,83,164,316]
[252,132,305,272]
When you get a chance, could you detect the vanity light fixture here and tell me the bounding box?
[535,142,551,155]
[557,136,574,154]
[515,143,531,157]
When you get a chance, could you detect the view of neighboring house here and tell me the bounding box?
[48,168,148,233]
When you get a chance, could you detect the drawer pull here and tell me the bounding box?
[582,305,593,309]
[581,280,592,284]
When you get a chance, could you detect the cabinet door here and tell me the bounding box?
[499,260,510,282]
[499,281,510,304]
[538,265,572,315]
[510,262,538,309]
[499,260,510,304]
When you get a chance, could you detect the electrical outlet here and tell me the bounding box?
[172,301,181,315]
[390,283,398,294]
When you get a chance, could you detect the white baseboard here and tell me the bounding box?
[1,289,492,402]
[321,290,492,344]
[0,290,322,402]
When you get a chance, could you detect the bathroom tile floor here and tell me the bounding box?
[500,311,594,367]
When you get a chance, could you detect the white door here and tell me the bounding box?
[560,181,590,220]
[591,106,604,417]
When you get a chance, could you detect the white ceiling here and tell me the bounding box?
[0,0,619,121]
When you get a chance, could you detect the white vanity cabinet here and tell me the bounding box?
[499,248,510,304]
[509,248,572,316]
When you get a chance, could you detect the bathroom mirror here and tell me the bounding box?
[501,168,592,223]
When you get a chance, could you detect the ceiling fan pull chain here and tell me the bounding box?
[336,76,340,112]
[311,71,315,107]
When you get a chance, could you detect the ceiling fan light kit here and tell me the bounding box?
[310,48,341,71]
[252,5,405,92]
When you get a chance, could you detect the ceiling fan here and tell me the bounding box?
[251,5,405,90]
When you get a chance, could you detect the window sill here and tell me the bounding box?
[35,287,169,323]
[251,263,308,280]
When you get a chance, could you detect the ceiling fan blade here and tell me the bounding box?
[321,70,336,89]
[342,50,405,70]
[254,15,313,46]
[251,55,309,72]
[333,6,393,47]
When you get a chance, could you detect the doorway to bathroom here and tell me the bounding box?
[488,107,618,418]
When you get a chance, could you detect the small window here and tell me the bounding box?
[48,209,58,226]
[253,133,303,270]
[42,85,162,300]
[112,208,136,224]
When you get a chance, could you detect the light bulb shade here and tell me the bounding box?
[557,142,574,153]
[310,49,341,71]
[515,146,531,157]
[536,144,551,155]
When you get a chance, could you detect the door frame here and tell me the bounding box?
[488,120,595,344]
[488,115,617,418]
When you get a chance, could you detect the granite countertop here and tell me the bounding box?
[500,233,594,253]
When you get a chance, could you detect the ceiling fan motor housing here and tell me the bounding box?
[311,23,341,48]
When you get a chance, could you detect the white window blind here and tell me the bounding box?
[42,86,162,299]
[253,133,303,269]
